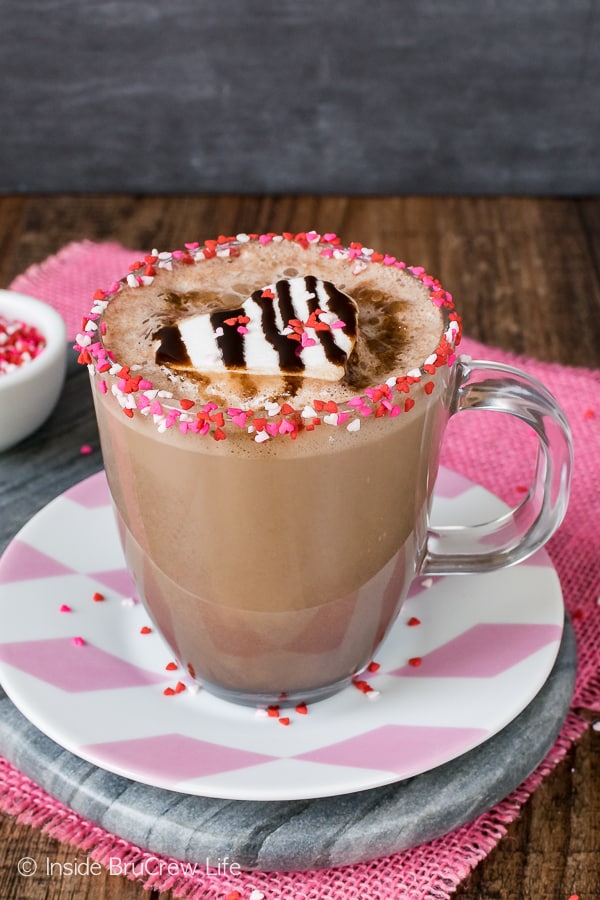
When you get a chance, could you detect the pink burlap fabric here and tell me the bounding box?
[3,243,599,900]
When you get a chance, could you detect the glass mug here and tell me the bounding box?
[80,238,572,706]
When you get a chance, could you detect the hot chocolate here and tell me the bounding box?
[77,232,461,704]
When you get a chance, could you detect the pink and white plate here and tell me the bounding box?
[0,468,564,801]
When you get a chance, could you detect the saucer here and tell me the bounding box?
[0,468,564,801]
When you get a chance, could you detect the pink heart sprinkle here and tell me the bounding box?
[59,604,71,613]
[259,234,272,245]
[322,232,337,242]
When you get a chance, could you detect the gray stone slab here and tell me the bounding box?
[0,618,576,872]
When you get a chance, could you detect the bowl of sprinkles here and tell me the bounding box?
[0,289,67,452]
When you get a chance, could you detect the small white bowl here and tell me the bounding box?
[0,289,67,452]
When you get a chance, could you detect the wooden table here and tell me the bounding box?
[0,194,598,899]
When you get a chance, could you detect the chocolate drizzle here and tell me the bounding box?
[154,325,192,367]
[210,307,246,368]
[304,276,348,367]
[251,282,305,373]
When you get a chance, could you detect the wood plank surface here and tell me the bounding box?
[0,194,598,900]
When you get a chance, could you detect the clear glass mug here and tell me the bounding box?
[89,340,572,706]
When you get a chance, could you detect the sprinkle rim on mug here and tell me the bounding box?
[74,232,462,443]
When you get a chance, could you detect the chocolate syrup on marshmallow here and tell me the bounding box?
[154,276,358,380]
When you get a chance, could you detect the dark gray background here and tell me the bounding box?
[1,0,598,194]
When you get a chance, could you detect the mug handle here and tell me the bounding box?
[422,357,573,575]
